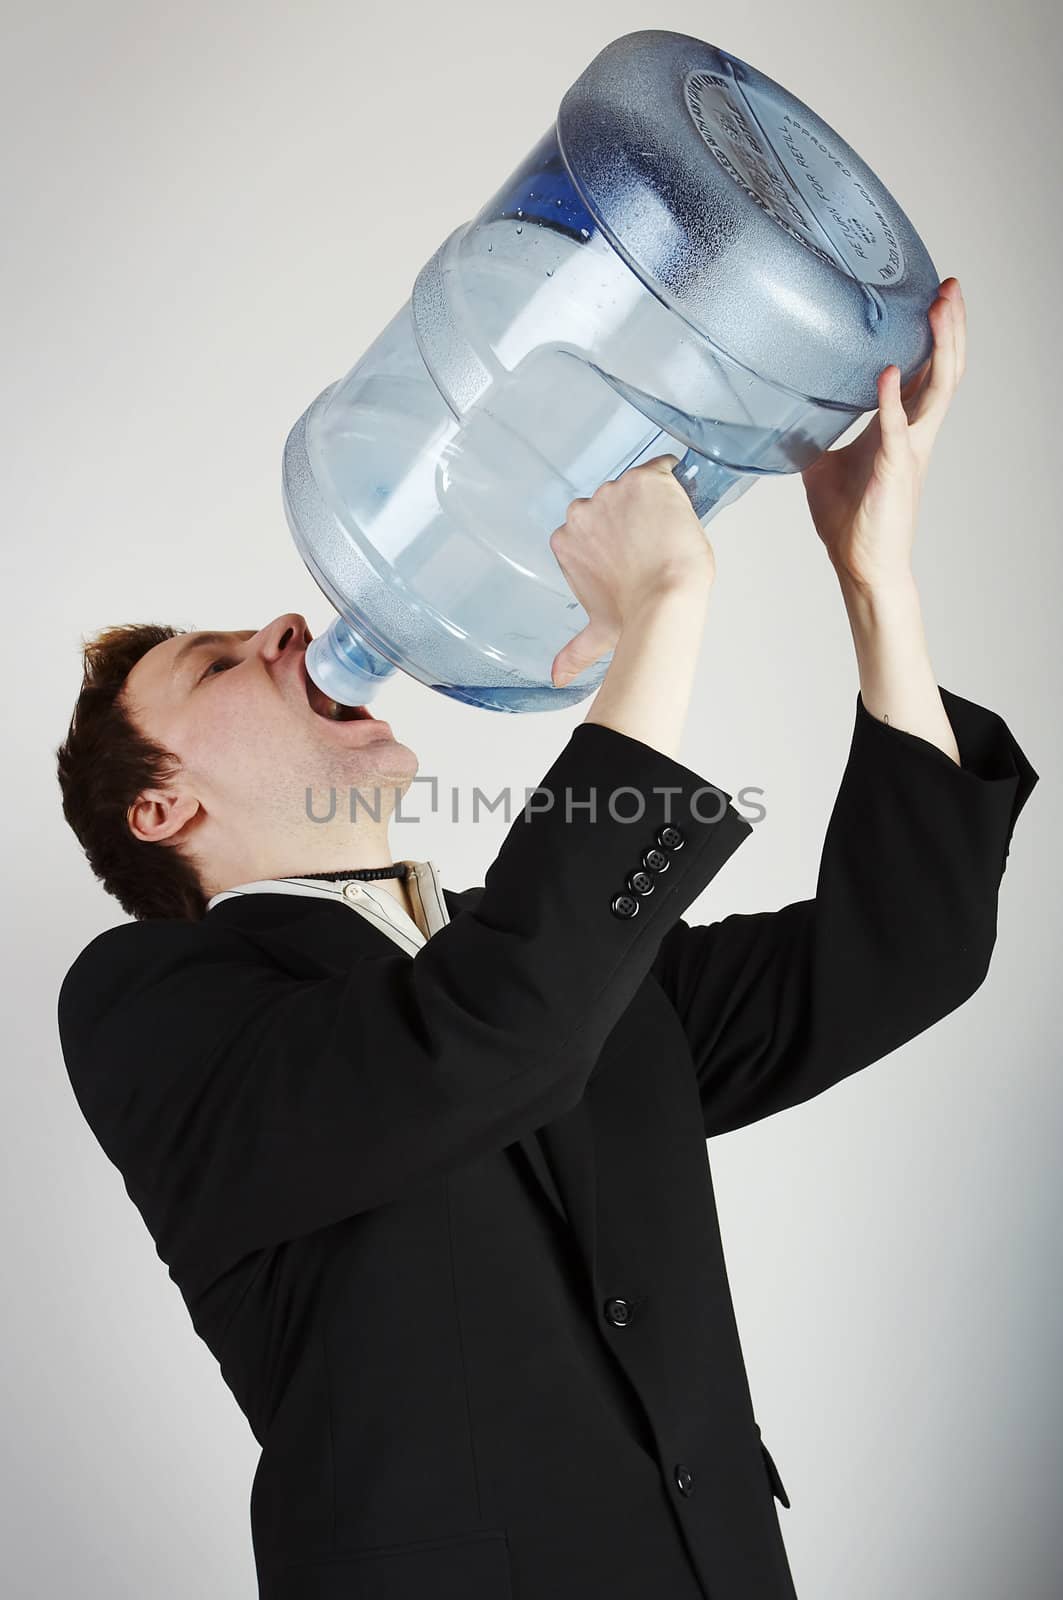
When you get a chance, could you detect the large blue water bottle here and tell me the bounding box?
[284,29,939,714]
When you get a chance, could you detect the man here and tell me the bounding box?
[56,280,1037,1598]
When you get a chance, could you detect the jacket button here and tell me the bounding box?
[603,1297,631,1326]
[657,824,685,851]
[627,869,655,896]
[674,1464,694,1496]
[642,846,670,874]
[611,892,640,919]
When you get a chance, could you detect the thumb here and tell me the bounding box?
[551,622,614,688]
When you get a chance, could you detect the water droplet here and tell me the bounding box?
[546,268,553,277]
[487,241,493,252]
[580,227,590,239]
[556,198,562,205]
[515,224,523,234]
[516,208,523,218]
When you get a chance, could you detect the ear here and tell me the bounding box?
[127,788,202,845]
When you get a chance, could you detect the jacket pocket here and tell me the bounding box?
[262,1527,514,1599]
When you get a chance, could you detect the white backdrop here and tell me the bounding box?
[3,2,1059,1595]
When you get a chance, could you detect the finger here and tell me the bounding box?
[876,366,909,459]
[951,278,966,382]
[943,280,959,388]
[939,284,962,401]
[910,294,955,431]
[552,623,611,687]
[550,643,579,688]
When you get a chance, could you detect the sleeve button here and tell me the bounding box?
[611,892,640,919]
[657,824,685,851]
[642,847,670,874]
[627,869,655,896]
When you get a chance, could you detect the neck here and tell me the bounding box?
[206,826,398,891]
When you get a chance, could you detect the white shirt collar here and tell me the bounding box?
[205,859,450,957]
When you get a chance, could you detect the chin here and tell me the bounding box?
[338,732,418,777]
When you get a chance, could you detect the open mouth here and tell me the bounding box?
[303,670,374,723]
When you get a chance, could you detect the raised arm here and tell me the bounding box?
[652,682,1037,1139]
[653,276,1039,1137]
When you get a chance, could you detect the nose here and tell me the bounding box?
[256,613,312,662]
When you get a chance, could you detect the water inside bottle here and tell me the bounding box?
[293,138,862,712]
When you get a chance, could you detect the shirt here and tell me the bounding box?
[205,860,450,957]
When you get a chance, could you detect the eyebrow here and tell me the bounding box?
[170,631,243,681]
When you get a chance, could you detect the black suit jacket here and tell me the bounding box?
[57,690,1037,1599]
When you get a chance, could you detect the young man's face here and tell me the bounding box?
[121,613,418,873]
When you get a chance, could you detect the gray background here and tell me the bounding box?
[3,1,1059,1595]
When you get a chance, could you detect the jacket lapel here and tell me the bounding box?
[211,884,603,1285]
[439,886,600,1281]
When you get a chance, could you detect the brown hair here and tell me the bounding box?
[56,623,208,922]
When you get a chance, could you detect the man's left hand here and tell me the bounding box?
[800,277,967,590]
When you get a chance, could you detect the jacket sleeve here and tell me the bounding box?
[650,686,1039,1140]
[57,720,753,1284]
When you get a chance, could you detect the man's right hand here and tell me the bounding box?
[548,454,716,689]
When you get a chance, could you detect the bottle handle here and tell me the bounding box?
[670,445,751,522]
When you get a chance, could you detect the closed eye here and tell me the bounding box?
[198,656,238,682]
